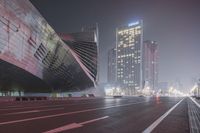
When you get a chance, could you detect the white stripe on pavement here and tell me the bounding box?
[0,99,119,111]
[79,116,109,125]
[3,105,23,108]
[142,98,185,133]
[0,104,65,111]
[189,97,200,108]
[44,123,82,133]
[0,101,147,125]
[4,110,40,115]
[43,116,109,133]
[3,108,64,115]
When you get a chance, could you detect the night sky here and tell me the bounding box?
[30,0,200,91]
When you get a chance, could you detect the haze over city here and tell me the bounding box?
[30,0,200,92]
[0,0,200,133]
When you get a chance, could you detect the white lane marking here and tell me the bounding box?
[4,110,40,115]
[0,104,64,111]
[0,101,147,125]
[44,123,82,133]
[3,108,64,115]
[0,100,116,111]
[43,116,109,133]
[142,98,185,133]
[189,97,200,108]
[1,105,23,108]
[79,116,109,125]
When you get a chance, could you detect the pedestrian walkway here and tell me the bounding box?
[188,97,200,133]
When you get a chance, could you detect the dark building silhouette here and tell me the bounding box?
[107,48,116,84]
[143,40,158,90]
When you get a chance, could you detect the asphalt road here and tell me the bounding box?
[0,97,189,133]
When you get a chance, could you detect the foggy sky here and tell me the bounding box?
[30,0,200,91]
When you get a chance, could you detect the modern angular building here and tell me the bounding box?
[0,0,98,95]
[59,27,98,86]
[116,21,143,95]
[143,40,158,90]
[107,48,116,84]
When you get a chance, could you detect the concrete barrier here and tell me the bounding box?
[15,96,47,101]
[0,95,98,102]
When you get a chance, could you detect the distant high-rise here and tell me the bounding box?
[107,48,116,84]
[116,20,143,95]
[143,40,158,90]
[158,82,168,93]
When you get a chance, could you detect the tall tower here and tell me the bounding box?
[143,40,158,90]
[116,20,143,95]
[107,48,116,84]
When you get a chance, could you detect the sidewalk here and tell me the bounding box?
[188,97,200,133]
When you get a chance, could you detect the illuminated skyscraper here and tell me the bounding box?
[143,40,158,90]
[107,48,116,84]
[116,20,143,95]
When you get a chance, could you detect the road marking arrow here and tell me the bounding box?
[43,116,109,133]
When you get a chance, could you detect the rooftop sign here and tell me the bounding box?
[128,21,140,27]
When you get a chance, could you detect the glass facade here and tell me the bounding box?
[116,21,143,95]
[0,0,97,93]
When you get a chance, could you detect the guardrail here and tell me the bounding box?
[0,96,16,102]
[0,94,96,102]
[15,96,47,101]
